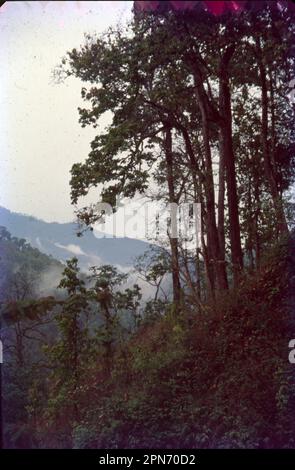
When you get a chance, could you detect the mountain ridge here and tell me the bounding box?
[0,206,151,270]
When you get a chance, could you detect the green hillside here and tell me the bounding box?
[58,235,295,449]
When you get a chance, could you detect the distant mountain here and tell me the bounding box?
[0,207,151,271]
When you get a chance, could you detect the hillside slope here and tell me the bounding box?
[0,207,151,270]
[0,226,63,301]
[70,235,295,449]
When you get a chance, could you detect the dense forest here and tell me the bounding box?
[1,0,295,448]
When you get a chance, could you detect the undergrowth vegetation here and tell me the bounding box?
[31,236,295,449]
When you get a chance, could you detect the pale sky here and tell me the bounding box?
[0,1,133,223]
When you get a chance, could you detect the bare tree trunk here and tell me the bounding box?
[219,46,243,286]
[198,98,228,292]
[164,125,181,306]
[217,140,226,264]
[179,124,217,298]
[246,179,254,271]
[182,49,228,292]
[15,322,24,367]
[201,208,215,300]
[256,37,289,235]
[254,177,261,268]
[268,67,277,174]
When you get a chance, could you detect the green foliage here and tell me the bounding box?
[55,237,294,449]
[2,233,295,449]
[0,229,63,448]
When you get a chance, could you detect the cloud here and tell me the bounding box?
[54,242,86,256]
[37,265,63,296]
[35,236,43,250]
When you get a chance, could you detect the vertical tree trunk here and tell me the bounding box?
[254,177,261,268]
[179,123,217,297]
[197,96,228,292]
[195,249,202,301]
[256,37,289,235]
[193,180,202,301]
[164,125,181,306]
[219,48,243,286]
[268,67,277,174]
[182,51,228,292]
[217,139,226,264]
[246,179,254,270]
[200,208,215,300]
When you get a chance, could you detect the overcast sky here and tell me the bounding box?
[0,1,133,223]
